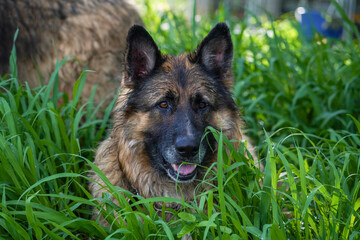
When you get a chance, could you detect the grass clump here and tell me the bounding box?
[0,31,114,239]
[1,1,360,239]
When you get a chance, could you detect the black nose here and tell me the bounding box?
[175,136,199,158]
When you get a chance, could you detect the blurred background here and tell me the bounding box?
[188,0,358,20]
[136,0,360,40]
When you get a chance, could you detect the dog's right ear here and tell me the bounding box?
[124,25,163,84]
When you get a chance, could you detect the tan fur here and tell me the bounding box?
[0,0,142,106]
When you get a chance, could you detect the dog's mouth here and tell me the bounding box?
[164,161,197,182]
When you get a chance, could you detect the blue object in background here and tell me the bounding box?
[298,9,343,39]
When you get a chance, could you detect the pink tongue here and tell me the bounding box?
[171,164,196,175]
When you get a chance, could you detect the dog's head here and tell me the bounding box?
[121,23,238,183]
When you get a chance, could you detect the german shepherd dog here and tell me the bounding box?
[89,22,255,223]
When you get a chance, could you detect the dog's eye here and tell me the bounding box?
[159,101,169,108]
[199,102,207,109]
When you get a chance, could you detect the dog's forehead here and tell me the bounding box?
[160,55,210,94]
[138,54,217,105]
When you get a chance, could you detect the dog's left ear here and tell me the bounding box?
[189,22,233,81]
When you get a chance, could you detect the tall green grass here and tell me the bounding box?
[0,30,115,239]
[1,1,360,239]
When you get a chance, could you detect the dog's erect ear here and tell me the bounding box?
[189,22,233,80]
[125,25,163,83]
